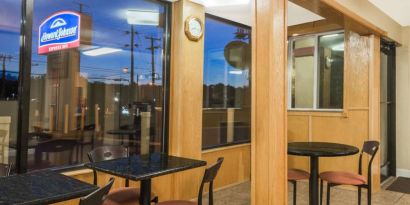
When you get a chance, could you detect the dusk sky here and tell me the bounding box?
[0,0,250,87]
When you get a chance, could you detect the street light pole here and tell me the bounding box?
[130,25,135,85]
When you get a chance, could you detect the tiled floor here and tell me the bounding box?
[207,180,410,205]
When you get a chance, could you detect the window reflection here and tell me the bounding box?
[290,37,315,108]
[0,0,21,175]
[202,15,251,149]
[318,33,344,109]
[28,0,168,170]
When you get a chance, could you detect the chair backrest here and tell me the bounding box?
[88,146,128,185]
[198,157,224,205]
[79,178,115,205]
[358,141,379,187]
[0,163,13,177]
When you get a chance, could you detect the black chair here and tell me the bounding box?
[88,146,158,205]
[0,163,13,177]
[79,178,115,205]
[320,141,380,205]
[157,157,224,205]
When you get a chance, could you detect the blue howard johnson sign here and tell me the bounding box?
[38,11,81,54]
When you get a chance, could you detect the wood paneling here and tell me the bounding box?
[288,116,310,171]
[288,22,381,191]
[252,0,288,204]
[202,144,251,189]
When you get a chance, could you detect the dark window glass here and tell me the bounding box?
[28,0,169,170]
[0,0,21,175]
[202,15,251,149]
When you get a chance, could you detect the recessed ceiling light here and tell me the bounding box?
[83,47,122,56]
[229,70,243,75]
[126,10,159,26]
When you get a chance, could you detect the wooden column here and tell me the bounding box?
[252,0,288,204]
[169,0,205,200]
[369,34,381,192]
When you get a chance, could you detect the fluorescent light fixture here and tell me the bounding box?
[193,0,250,7]
[83,47,122,56]
[127,10,159,26]
[331,43,344,51]
[321,33,340,39]
[229,70,243,75]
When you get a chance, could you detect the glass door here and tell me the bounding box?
[380,40,396,181]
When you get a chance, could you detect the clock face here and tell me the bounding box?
[189,19,202,38]
[185,17,203,41]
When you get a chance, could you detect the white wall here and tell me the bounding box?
[336,0,402,44]
[396,27,410,177]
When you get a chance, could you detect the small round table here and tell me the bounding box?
[288,142,359,205]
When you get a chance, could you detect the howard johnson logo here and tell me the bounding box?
[38,11,81,55]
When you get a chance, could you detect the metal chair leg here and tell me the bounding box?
[358,187,362,205]
[367,187,372,205]
[292,181,297,205]
[320,180,323,205]
[326,183,331,205]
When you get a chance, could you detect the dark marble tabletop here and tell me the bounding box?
[288,142,359,157]
[85,153,207,181]
[0,171,97,205]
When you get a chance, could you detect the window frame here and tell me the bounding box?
[15,0,172,173]
[287,30,345,112]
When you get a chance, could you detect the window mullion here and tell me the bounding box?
[313,35,319,110]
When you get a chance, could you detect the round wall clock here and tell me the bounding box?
[185,16,203,41]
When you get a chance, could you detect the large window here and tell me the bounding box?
[202,14,251,149]
[25,0,170,170]
[0,0,21,175]
[288,31,345,110]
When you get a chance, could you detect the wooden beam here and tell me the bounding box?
[368,34,381,192]
[289,0,387,37]
[252,0,288,204]
[169,0,205,200]
[288,19,342,37]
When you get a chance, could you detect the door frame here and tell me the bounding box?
[381,39,396,178]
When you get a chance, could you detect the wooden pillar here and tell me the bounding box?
[169,0,205,200]
[252,0,288,204]
[369,34,381,192]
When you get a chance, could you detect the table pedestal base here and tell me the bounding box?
[140,179,152,205]
[309,156,319,205]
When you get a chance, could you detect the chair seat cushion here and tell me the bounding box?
[157,200,197,205]
[103,187,156,205]
[320,171,367,186]
[288,168,310,181]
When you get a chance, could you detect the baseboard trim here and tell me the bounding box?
[397,169,410,178]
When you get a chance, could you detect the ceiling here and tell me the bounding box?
[192,0,324,27]
[368,0,410,26]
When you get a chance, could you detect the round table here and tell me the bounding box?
[288,142,359,205]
